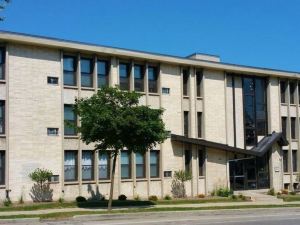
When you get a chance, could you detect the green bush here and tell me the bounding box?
[134,195,141,201]
[58,197,64,203]
[148,195,158,201]
[118,194,127,201]
[3,198,12,207]
[231,194,237,200]
[267,188,275,196]
[290,191,296,195]
[164,195,172,200]
[75,196,87,202]
[213,187,233,197]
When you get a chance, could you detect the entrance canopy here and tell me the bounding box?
[171,132,288,157]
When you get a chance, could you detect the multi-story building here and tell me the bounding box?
[0,31,298,202]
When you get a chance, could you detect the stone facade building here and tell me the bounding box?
[0,31,298,202]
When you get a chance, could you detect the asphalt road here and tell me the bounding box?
[2,207,300,225]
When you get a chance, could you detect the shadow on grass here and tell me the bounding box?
[76,200,155,209]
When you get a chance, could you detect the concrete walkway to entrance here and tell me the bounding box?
[234,189,283,203]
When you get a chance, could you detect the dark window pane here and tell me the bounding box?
[0,151,4,185]
[134,65,144,92]
[183,69,189,96]
[148,66,158,93]
[185,148,192,173]
[82,151,94,181]
[293,150,298,172]
[290,82,296,104]
[243,78,255,95]
[97,60,109,88]
[47,77,59,85]
[81,58,93,87]
[198,149,205,176]
[63,56,76,86]
[197,112,202,138]
[282,117,287,139]
[283,150,288,173]
[121,151,131,179]
[135,152,145,178]
[150,151,159,178]
[0,101,4,134]
[64,151,78,181]
[291,117,296,139]
[196,70,203,97]
[280,81,286,103]
[119,63,129,90]
[98,152,110,180]
[0,48,5,80]
[184,111,189,137]
[64,105,76,135]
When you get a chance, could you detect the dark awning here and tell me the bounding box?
[171,132,288,157]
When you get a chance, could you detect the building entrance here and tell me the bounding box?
[229,155,269,190]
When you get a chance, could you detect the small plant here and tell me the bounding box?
[18,195,24,204]
[267,188,275,196]
[29,168,53,202]
[58,197,64,203]
[277,192,281,196]
[290,191,296,195]
[134,195,141,201]
[197,194,205,198]
[213,187,233,197]
[76,196,87,202]
[231,194,237,200]
[164,194,172,200]
[118,194,127,201]
[3,198,12,207]
[148,195,158,201]
[281,189,289,195]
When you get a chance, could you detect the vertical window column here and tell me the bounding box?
[148,66,158,93]
[150,150,159,178]
[119,63,130,90]
[97,60,109,88]
[196,70,203,97]
[63,55,77,86]
[135,152,145,178]
[121,151,131,179]
[82,151,94,181]
[64,151,78,182]
[98,152,110,180]
[184,111,189,137]
[0,151,4,185]
[0,101,5,134]
[182,69,189,96]
[81,58,93,88]
[282,117,287,139]
[292,150,298,172]
[197,112,202,138]
[0,47,5,80]
[184,147,192,173]
[283,150,288,173]
[134,65,144,92]
[198,148,205,176]
[290,82,296,104]
[280,81,287,103]
[64,105,77,136]
[291,117,296,140]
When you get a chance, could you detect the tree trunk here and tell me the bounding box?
[108,151,118,211]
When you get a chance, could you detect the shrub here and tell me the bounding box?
[290,191,296,195]
[267,188,275,196]
[197,194,205,198]
[134,195,141,201]
[58,197,64,203]
[3,198,12,207]
[164,195,172,200]
[29,168,53,202]
[281,189,289,195]
[213,187,233,197]
[277,192,281,196]
[76,196,87,202]
[231,194,237,200]
[148,195,158,201]
[118,194,127,201]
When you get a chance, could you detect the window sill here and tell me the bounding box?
[290,104,297,106]
[49,181,59,184]
[199,176,205,179]
[0,80,6,84]
[150,177,161,181]
[183,95,189,99]
[121,179,133,182]
[284,172,290,175]
[281,103,288,106]
[196,97,203,100]
[64,135,79,139]
[293,172,300,175]
[98,179,111,183]
[291,139,298,142]
[64,181,79,185]
[136,91,146,95]
[64,85,78,90]
[0,185,5,189]
[136,178,147,182]
[0,134,6,138]
[148,92,160,96]
[82,180,96,184]
[81,87,95,91]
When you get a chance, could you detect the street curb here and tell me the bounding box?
[0,217,40,223]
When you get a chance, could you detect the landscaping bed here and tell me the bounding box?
[278,195,300,202]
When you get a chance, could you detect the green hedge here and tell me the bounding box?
[279,195,300,202]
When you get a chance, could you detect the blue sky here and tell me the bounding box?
[0,0,299,71]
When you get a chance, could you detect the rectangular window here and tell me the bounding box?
[198,149,205,176]
[282,117,287,139]
[64,151,78,181]
[47,128,59,136]
[0,48,5,80]
[134,65,144,92]
[182,69,189,96]
[196,70,203,97]
[197,112,202,138]
[121,151,131,179]
[293,150,298,172]
[150,150,159,178]
[291,117,296,139]
[135,152,145,178]
[81,58,93,88]
[290,82,296,104]
[148,66,158,93]
[63,55,77,86]
[98,151,110,180]
[97,60,109,88]
[280,81,286,103]
[298,84,300,105]
[119,63,130,90]
[82,150,94,181]
[0,151,4,185]
[185,148,192,173]
[283,150,288,173]
[64,105,77,136]
[162,87,170,94]
[0,101,4,134]
[184,111,189,137]
[47,76,58,85]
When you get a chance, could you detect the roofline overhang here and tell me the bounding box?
[0,30,299,78]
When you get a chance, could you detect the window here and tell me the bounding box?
[164,171,172,177]
[0,48,5,80]
[196,70,203,97]
[47,128,59,136]
[290,82,296,104]
[197,112,202,138]
[293,150,298,172]
[162,87,170,94]
[198,149,205,176]
[182,69,189,96]
[47,76,58,85]
[148,66,158,93]
[63,55,77,86]
[81,58,93,88]
[150,150,159,178]
[119,63,130,90]
[0,151,4,185]
[49,175,59,183]
[64,105,77,136]
[291,117,296,139]
[283,150,288,173]
[134,65,144,92]
[184,111,189,137]
[280,81,287,103]
[0,101,4,134]
[121,151,131,179]
[64,151,78,181]
[82,151,94,181]
[298,84,300,105]
[282,117,287,139]
[185,148,192,173]
[135,152,145,178]
[99,151,110,180]
[97,60,109,88]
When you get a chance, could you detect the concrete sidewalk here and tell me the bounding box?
[1,201,300,217]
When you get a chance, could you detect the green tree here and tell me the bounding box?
[74,87,167,210]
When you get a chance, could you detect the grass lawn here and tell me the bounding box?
[278,195,300,202]
[1,204,300,220]
[0,197,244,212]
